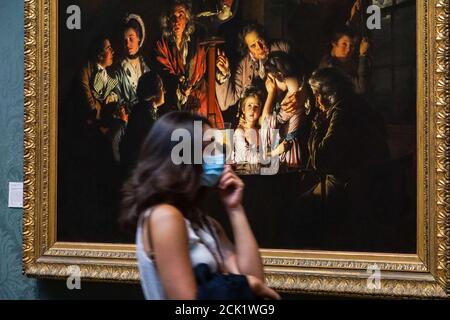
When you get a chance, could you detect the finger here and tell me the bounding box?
[217,56,227,65]
[221,172,240,181]
[282,93,296,105]
[250,281,280,300]
[219,177,235,189]
[271,290,282,300]
[219,172,238,186]
[224,58,230,68]
[286,91,296,98]
[219,168,235,181]
[281,99,295,110]
[218,49,226,58]
[219,175,243,190]
[282,105,294,114]
[219,166,235,179]
[289,91,298,99]
[219,179,239,192]
[281,100,294,108]
[260,286,281,300]
[224,176,244,190]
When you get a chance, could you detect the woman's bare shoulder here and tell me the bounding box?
[149,204,185,227]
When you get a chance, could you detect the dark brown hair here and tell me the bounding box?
[264,51,299,82]
[88,34,110,64]
[123,19,142,41]
[330,27,355,46]
[120,111,211,233]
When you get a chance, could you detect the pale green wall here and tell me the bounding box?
[0,0,38,299]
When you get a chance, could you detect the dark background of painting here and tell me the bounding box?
[57,0,416,253]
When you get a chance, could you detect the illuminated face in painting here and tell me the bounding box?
[243,95,261,127]
[124,27,140,57]
[331,35,354,61]
[245,30,269,61]
[171,5,188,40]
[99,39,114,67]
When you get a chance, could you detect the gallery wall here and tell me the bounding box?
[0,0,37,299]
[0,0,144,299]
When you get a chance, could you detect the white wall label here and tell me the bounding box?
[8,182,23,208]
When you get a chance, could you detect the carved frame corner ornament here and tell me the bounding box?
[23,0,450,298]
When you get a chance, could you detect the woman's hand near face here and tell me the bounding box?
[217,167,265,282]
[218,165,244,211]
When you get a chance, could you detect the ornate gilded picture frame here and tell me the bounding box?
[23,0,450,298]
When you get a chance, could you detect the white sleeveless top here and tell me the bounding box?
[136,209,222,300]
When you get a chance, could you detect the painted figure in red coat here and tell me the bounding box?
[155,0,224,127]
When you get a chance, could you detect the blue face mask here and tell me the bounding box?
[201,153,225,187]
